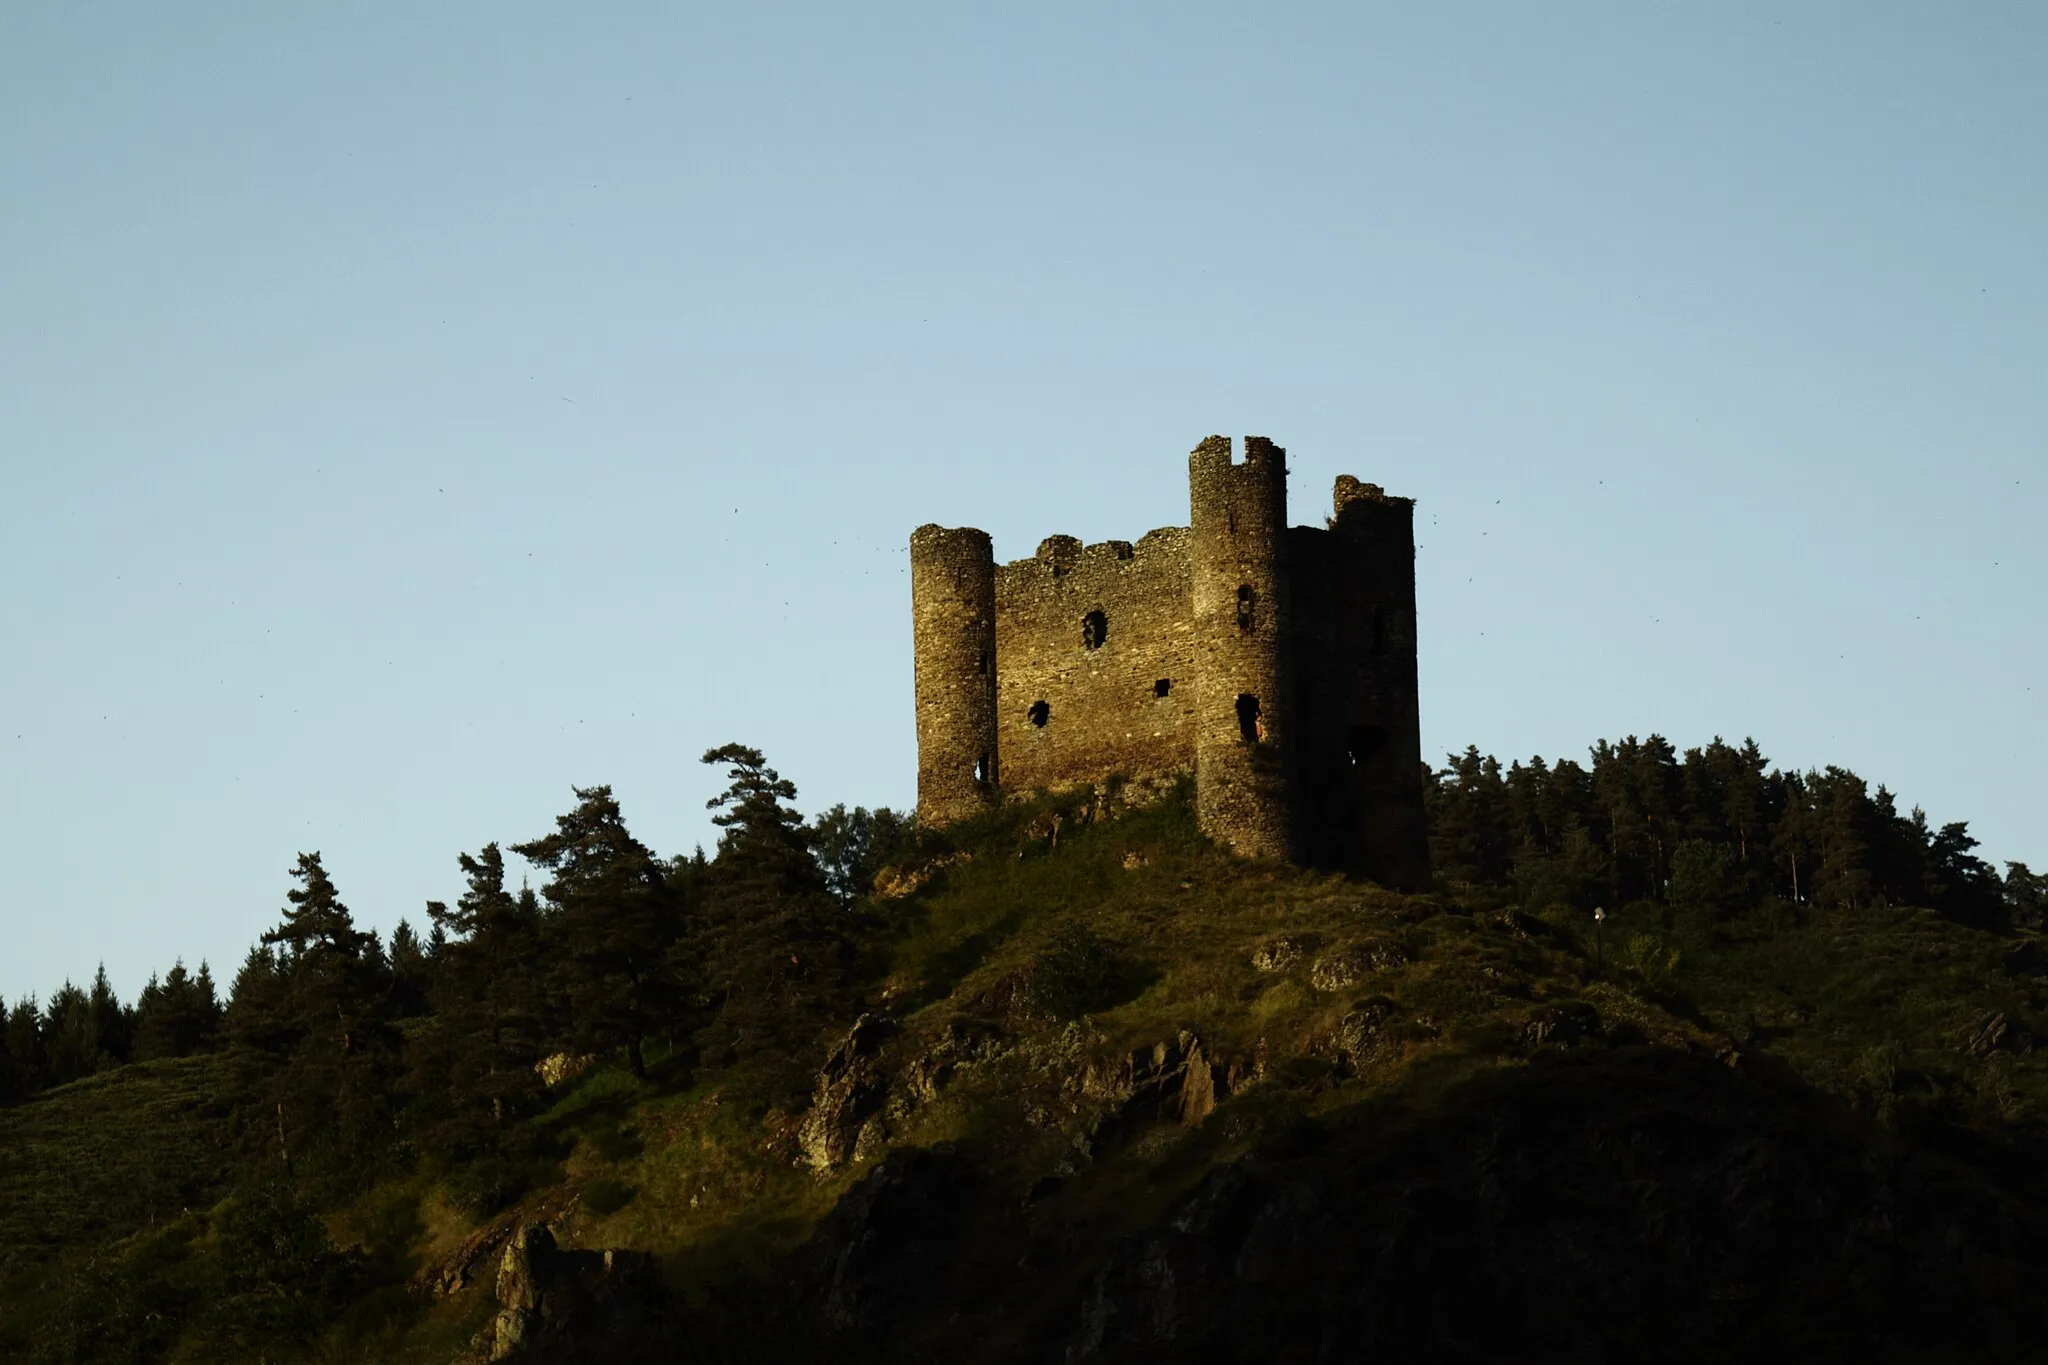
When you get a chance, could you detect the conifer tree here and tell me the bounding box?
[512,789,677,1079]
[422,843,548,1127]
[87,964,131,1068]
[243,853,401,1173]
[136,960,223,1060]
[3,997,43,1099]
[695,744,851,1072]
[388,919,434,1019]
[42,982,98,1086]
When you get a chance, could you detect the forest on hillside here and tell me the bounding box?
[5,735,2040,1119]
[1,734,2044,1361]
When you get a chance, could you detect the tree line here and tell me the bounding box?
[0,745,909,1199]
[4,732,2041,1182]
[1426,734,2044,930]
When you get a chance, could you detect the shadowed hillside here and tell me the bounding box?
[3,747,2046,1362]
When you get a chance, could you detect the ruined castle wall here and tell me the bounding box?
[1285,477,1429,889]
[992,528,1198,795]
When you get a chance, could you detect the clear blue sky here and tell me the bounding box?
[2,3,2042,1004]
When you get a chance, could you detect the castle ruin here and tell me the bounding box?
[909,435,1429,889]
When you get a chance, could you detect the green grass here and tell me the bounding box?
[0,1052,241,1279]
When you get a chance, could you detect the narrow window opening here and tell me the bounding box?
[1028,699,1050,728]
[1347,724,1388,766]
[973,752,990,784]
[1370,605,1388,656]
[1227,510,1238,535]
[977,648,991,676]
[1081,610,1107,650]
[1236,585,1256,631]
[1153,678,1172,698]
[1235,693,1262,745]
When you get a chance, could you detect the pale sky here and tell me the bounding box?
[3,3,2042,1004]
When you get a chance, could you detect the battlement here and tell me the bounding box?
[910,435,1428,888]
[1187,432,1287,473]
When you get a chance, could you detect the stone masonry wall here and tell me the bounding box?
[993,528,1197,795]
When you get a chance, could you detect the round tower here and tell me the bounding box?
[1188,435,1297,859]
[909,524,999,826]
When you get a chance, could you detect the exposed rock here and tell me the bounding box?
[873,852,969,900]
[1330,996,1399,1071]
[797,1014,897,1173]
[484,1223,660,1362]
[1523,1000,1602,1050]
[1963,1011,2013,1057]
[1249,934,1314,973]
[1309,939,1406,991]
[807,1149,977,1337]
[893,1017,1006,1112]
[533,1053,598,1088]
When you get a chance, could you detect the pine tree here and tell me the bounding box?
[42,982,98,1086]
[388,919,434,1019]
[245,853,401,1173]
[2005,862,2047,932]
[4,997,44,1099]
[512,789,678,1079]
[136,960,223,1060]
[422,843,549,1130]
[695,744,851,1074]
[87,964,131,1068]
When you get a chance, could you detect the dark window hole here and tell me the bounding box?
[1236,584,1256,631]
[1153,678,1172,698]
[977,648,991,676]
[1236,693,1262,745]
[1081,610,1107,650]
[1347,724,1389,766]
[1370,606,1389,656]
[1028,699,1050,728]
[974,752,990,784]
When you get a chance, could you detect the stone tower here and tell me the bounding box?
[1187,434,1296,861]
[908,525,998,827]
[908,435,1428,889]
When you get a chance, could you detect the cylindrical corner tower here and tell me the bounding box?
[910,524,999,826]
[1189,435,1297,860]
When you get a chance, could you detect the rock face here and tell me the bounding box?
[809,1149,977,1337]
[482,1223,663,1363]
[797,1015,897,1173]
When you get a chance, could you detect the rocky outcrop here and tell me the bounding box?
[1250,934,1314,973]
[797,1015,1008,1174]
[533,1053,598,1088]
[481,1223,663,1362]
[797,1015,897,1173]
[808,1149,977,1336]
[1307,938,1407,992]
[1071,1030,1248,1151]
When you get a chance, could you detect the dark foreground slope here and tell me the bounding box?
[8,784,2048,1363]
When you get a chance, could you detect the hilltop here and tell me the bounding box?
[3,752,2047,1362]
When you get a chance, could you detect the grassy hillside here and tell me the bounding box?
[6,782,2048,1361]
